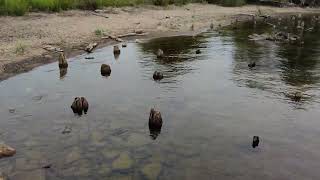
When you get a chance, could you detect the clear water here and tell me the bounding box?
[1,15,320,180]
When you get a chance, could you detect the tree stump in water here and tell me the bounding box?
[156,49,164,58]
[252,136,260,148]
[153,71,164,81]
[71,97,83,115]
[113,45,121,55]
[149,108,163,130]
[58,52,68,68]
[101,64,111,76]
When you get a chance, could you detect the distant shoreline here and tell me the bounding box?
[0,4,319,81]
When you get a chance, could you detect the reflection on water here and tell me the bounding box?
[59,68,68,79]
[229,15,320,104]
[1,15,320,180]
[138,35,208,84]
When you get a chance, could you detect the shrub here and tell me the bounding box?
[15,42,27,55]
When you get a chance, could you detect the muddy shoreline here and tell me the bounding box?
[0,30,204,81]
[0,4,319,81]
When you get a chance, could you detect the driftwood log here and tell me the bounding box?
[85,43,98,53]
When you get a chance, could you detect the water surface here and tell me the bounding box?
[1,15,320,180]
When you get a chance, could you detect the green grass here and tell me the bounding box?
[1,0,29,16]
[0,0,149,15]
[0,0,248,16]
[220,0,246,6]
[206,0,246,6]
[94,28,104,36]
[14,42,27,55]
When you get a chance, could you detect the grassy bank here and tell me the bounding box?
[0,0,253,15]
[0,0,146,15]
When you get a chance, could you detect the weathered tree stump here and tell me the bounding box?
[149,108,163,130]
[58,52,68,68]
[101,64,111,76]
[252,136,260,148]
[71,97,83,115]
[81,97,89,114]
[113,45,121,55]
[153,71,164,81]
[156,49,164,58]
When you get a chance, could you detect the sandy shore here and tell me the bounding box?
[0,4,319,80]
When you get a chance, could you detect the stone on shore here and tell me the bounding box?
[85,42,98,53]
[141,162,162,180]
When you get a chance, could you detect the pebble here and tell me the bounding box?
[142,162,162,179]
[112,152,133,170]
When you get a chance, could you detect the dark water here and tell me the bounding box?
[1,15,320,180]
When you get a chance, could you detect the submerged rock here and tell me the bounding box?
[252,136,260,148]
[9,108,15,113]
[293,92,303,102]
[42,164,51,169]
[102,149,120,160]
[0,144,16,158]
[62,126,72,134]
[196,49,201,54]
[58,52,68,68]
[153,71,163,81]
[112,152,133,170]
[248,62,256,68]
[126,133,150,147]
[65,147,81,164]
[91,131,105,146]
[142,162,162,180]
[101,64,112,76]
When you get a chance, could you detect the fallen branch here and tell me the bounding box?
[43,45,63,52]
[237,13,256,17]
[91,12,109,19]
[102,32,147,41]
[85,42,98,53]
[117,32,148,38]
[107,35,124,42]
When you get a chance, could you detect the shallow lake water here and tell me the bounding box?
[1,15,320,180]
